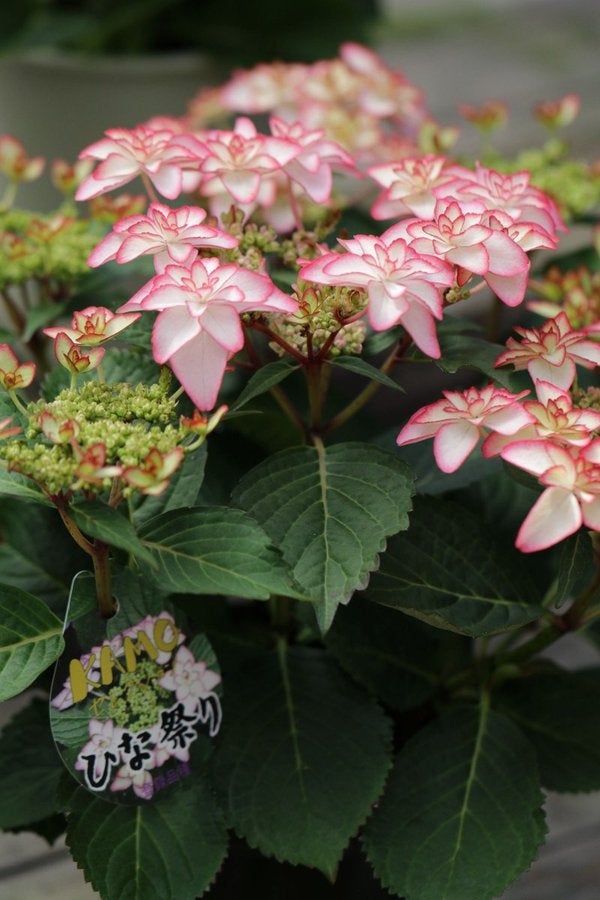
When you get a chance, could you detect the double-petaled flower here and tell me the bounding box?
[119,257,297,410]
[299,230,454,357]
[75,125,197,200]
[396,384,534,472]
[44,306,140,346]
[495,311,600,389]
[500,439,600,552]
[87,202,238,273]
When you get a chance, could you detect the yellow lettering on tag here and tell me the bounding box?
[69,653,98,704]
[154,617,179,653]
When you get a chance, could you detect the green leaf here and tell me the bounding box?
[66,776,228,900]
[436,327,515,389]
[0,584,64,700]
[133,445,207,527]
[140,507,301,600]
[0,699,65,829]
[23,300,68,342]
[212,644,393,876]
[327,595,470,711]
[394,439,501,495]
[329,355,404,391]
[365,496,545,636]
[71,499,156,566]
[102,347,161,386]
[231,359,299,411]
[495,668,600,792]
[364,704,546,900]
[233,442,414,631]
[0,467,51,505]
[553,531,596,608]
[0,500,85,608]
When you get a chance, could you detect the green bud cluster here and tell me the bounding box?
[0,380,182,496]
[0,209,97,290]
[266,282,367,359]
[106,659,171,731]
[572,386,600,413]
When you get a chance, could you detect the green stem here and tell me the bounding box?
[322,335,410,434]
[247,321,307,365]
[92,541,115,619]
[306,360,324,432]
[55,501,114,617]
[7,390,29,416]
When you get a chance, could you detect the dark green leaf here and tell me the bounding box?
[0,584,64,700]
[0,698,64,828]
[365,496,545,636]
[0,501,85,608]
[133,445,207,527]
[0,468,51,504]
[212,644,392,876]
[66,776,228,900]
[231,359,299,411]
[71,499,155,566]
[554,531,596,608]
[364,704,546,900]
[327,595,469,711]
[495,668,600,792]
[140,507,301,600]
[329,355,404,391]
[436,328,515,389]
[395,439,501,495]
[233,442,414,631]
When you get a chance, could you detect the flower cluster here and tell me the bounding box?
[188,43,430,165]
[397,310,600,552]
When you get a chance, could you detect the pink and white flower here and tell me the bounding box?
[75,125,196,201]
[119,257,297,410]
[44,306,140,345]
[75,718,124,782]
[0,344,36,391]
[87,202,238,273]
[483,380,600,456]
[396,384,533,472]
[300,230,454,357]
[494,312,600,390]
[500,440,600,551]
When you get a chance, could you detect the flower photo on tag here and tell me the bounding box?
[50,572,222,804]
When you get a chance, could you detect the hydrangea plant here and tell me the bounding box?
[1,43,600,900]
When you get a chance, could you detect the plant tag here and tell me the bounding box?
[50,571,222,804]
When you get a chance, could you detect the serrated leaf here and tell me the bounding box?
[329,355,404,391]
[233,442,414,631]
[230,359,299,411]
[495,668,600,792]
[71,500,155,566]
[212,644,393,876]
[0,698,64,828]
[327,595,469,712]
[553,531,596,608]
[0,584,64,700]
[0,467,52,505]
[66,776,228,900]
[140,507,301,600]
[133,446,207,527]
[365,496,545,636]
[102,347,161,385]
[364,704,546,900]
